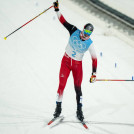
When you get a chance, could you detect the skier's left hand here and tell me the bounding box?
[90,73,96,83]
[53,1,59,11]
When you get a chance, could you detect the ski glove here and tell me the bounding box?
[90,73,96,83]
[53,1,59,11]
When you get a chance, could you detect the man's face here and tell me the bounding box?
[80,29,92,41]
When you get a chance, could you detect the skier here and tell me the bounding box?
[53,1,97,122]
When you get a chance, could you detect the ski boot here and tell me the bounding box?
[76,105,84,121]
[53,102,62,118]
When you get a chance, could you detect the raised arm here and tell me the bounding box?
[53,1,77,35]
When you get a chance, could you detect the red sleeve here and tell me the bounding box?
[59,14,66,24]
[88,44,97,73]
[56,11,77,35]
[92,57,97,73]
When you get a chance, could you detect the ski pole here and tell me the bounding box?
[96,79,134,81]
[4,5,53,40]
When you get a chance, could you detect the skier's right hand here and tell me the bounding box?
[53,1,59,11]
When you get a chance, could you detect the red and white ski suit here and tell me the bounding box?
[56,11,97,106]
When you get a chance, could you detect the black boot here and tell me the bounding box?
[53,102,62,118]
[76,105,84,121]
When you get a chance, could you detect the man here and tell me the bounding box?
[53,1,97,122]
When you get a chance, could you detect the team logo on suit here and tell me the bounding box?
[69,36,89,53]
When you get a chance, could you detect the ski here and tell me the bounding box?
[48,116,64,125]
[48,116,88,129]
[80,120,88,129]
[76,117,88,129]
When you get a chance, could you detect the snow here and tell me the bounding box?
[100,0,134,19]
[0,0,134,134]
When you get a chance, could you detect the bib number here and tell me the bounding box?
[72,51,76,57]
